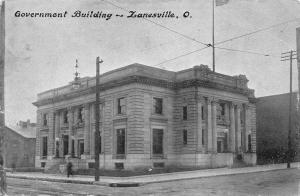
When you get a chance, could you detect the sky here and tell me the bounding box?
[4,0,300,126]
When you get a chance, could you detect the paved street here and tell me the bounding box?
[6,168,300,196]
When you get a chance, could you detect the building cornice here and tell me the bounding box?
[33,75,254,107]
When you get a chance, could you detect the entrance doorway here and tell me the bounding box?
[217,140,223,153]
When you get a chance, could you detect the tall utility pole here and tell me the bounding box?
[212,0,215,72]
[0,1,5,165]
[281,50,297,168]
[95,57,103,181]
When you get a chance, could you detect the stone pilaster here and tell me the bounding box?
[47,111,55,158]
[59,134,64,157]
[211,98,217,153]
[67,107,73,156]
[197,96,204,152]
[54,111,60,157]
[249,103,257,152]
[84,103,90,155]
[74,107,79,125]
[206,97,213,152]
[36,111,42,158]
[74,138,78,157]
[235,104,242,153]
[244,104,251,152]
[229,103,236,152]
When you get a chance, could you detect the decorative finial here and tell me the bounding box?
[72,59,81,89]
[74,59,80,79]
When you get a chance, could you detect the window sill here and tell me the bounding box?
[113,154,126,159]
[40,126,49,130]
[113,116,127,123]
[116,113,127,117]
[150,115,168,123]
[151,154,166,159]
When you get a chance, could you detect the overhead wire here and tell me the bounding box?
[153,46,210,67]
[102,0,210,47]
[215,18,300,46]
[155,17,300,66]
[215,46,280,57]
[101,0,300,66]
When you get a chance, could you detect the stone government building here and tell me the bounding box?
[33,64,257,170]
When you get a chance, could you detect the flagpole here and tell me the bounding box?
[212,0,215,72]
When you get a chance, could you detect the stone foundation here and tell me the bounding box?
[36,153,240,170]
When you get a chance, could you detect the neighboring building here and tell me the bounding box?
[256,93,300,164]
[33,64,256,170]
[4,120,36,168]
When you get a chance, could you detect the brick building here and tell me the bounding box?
[256,93,300,163]
[33,64,256,170]
[5,120,36,168]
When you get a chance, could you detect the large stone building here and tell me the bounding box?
[33,64,256,170]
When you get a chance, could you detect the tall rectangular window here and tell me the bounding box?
[116,128,126,155]
[220,103,225,115]
[153,129,163,155]
[99,104,103,120]
[78,107,83,122]
[63,111,68,124]
[43,114,48,126]
[71,139,75,156]
[202,129,205,145]
[248,134,252,152]
[153,98,163,114]
[78,139,84,157]
[117,98,126,115]
[99,135,102,154]
[183,129,187,145]
[63,135,69,156]
[183,106,187,120]
[42,136,48,157]
[201,106,204,120]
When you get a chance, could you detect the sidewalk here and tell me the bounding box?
[7,162,300,187]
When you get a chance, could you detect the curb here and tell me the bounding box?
[7,175,94,185]
[108,182,140,187]
[136,167,292,186]
[8,175,142,187]
[6,164,299,187]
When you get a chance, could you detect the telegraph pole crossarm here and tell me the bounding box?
[280,50,297,168]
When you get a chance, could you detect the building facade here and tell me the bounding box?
[4,122,36,168]
[33,64,256,170]
[5,120,36,168]
[256,93,300,164]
